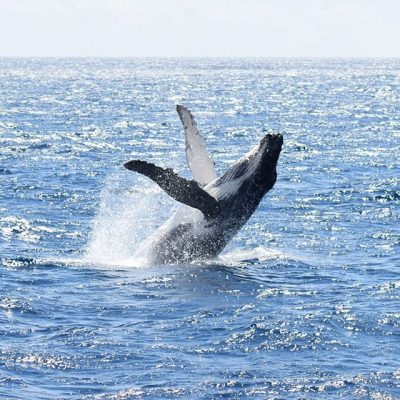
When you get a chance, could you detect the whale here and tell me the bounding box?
[124,105,283,265]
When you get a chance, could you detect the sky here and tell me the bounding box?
[0,0,399,57]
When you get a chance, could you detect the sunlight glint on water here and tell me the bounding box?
[0,58,399,399]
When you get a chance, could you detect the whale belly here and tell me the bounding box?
[133,206,226,264]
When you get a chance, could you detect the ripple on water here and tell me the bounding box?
[1,58,400,399]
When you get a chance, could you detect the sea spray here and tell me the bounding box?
[84,170,175,266]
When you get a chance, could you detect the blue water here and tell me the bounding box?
[0,58,399,399]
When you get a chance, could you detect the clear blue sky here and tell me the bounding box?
[1,0,399,57]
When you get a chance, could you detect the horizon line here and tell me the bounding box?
[1,55,400,59]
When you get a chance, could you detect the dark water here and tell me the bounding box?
[0,58,399,399]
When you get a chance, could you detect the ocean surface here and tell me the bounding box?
[0,58,399,399]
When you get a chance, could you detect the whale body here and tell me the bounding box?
[124,105,283,265]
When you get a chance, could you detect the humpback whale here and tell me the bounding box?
[124,105,283,265]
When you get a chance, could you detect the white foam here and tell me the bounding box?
[84,172,174,267]
[217,246,283,266]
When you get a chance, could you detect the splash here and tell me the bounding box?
[84,171,174,267]
[83,171,285,269]
[217,246,284,266]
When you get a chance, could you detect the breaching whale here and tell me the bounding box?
[124,105,283,265]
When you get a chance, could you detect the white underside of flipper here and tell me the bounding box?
[176,105,217,187]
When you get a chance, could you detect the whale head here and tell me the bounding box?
[208,133,283,196]
[253,133,283,190]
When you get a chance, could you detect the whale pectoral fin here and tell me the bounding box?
[176,105,217,187]
[124,160,220,220]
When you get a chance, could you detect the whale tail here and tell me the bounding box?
[124,160,220,220]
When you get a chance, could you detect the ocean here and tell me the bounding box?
[0,58,399,399]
